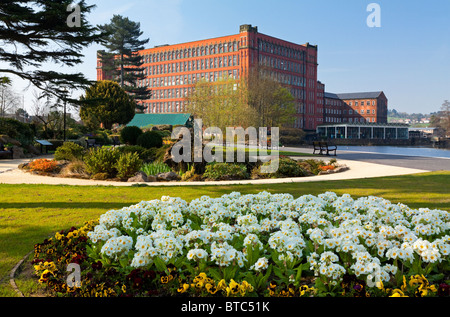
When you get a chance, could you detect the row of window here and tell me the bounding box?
[144,101,187,114]
[258,40,307,62]
[258,54,306,74]
[348,100,377,106]
[143,54,240,75]
[139,70,240,89]
[325,117,378,124]
[325,108,377,115]
[141,42,240,64]
[259,69,307,88]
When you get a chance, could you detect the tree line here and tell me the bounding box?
[1,1,299,134]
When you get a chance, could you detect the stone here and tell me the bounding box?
[146,175,158,182]
[156,171,180,181]
[0,135,21,146]
[12,146,25,159]
[128,171,148,183]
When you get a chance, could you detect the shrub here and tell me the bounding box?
[28,159,60,174]
[141,162,172,176]
[84,147,120,178]
[116,152,143,180]
[59,160,89,179]
[301,159,326,175]
[54,142,86,161]
[203,162,249,181]
[137,131,163,149]
[253,157,306,179]
[117,145,157,163]
[120,126,143,145]
[0,118,34,147]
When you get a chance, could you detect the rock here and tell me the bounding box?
[334,165,349,173]
[146,175,158,182]
[156,171,180,181]
[0,135,21,146]
[128,171,148,183]
[26,144,40,155]
[12,146,25,159]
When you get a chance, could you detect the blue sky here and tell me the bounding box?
[9,0,450,115]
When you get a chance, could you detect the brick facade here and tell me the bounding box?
[97,24,387,131]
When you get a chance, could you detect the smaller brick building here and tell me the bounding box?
[322,91,388,124]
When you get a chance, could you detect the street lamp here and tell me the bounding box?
[63,88,68,142]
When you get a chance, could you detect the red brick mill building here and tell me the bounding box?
[97,24,388,132]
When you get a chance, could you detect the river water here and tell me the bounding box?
[339,145,450,159]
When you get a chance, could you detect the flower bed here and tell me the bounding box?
[32,192,449,297]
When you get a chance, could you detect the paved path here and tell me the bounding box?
[0,152,432,187]
[284,146,450,171]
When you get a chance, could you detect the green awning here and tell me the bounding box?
[127,113,192,128]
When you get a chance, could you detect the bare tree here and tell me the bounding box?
[431,100,450,137]
[0,77,21,117]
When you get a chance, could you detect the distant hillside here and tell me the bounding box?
[388,109,437,127]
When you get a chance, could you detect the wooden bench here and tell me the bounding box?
[313,141,337,156]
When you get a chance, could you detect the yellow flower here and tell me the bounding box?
[178,283,190,293]
[390,289,408,297]
[241,280,254,293]
[217,279,227,291]
[206,283,219,295]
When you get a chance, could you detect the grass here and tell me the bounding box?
[0,171,449,296]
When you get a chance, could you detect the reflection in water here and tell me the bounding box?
[340,146,450,159]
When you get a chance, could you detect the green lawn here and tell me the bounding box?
[0,171,449,296]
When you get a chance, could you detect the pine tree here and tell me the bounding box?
[98,15,151,112]
[0,0,104,102]
[79,80,136,130]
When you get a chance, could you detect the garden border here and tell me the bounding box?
[9,251,33,297]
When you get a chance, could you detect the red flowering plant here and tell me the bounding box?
[27,159,60,174]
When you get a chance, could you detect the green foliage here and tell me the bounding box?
[54,142,86,161]
[140,162,172,176]
[120,126,143,145]
[98,15,150,107]
[84,147,120,178]
[300,159,326,175]
[0,1,103,102]
[203,162,249,181]
[253,157,307,179]
[116,152,143,180]
[136,131,163,149]
[0,118,35,147]
[79,81,136,130]
[117,145,157,163]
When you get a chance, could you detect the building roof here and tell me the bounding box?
[324,92,340,99]
[334,92,384,100]
[127,113,192,128]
